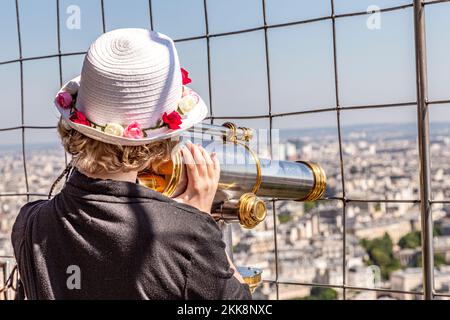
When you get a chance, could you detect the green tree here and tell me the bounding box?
[360,233,401,280]
[435,253,447,267]
[398,231,421,249]
[398,227,443,249]
[303,201,317,213]
[301,287,338,300]
[413,253,447,268]
[278,214,292,224]
[434,225,443,236]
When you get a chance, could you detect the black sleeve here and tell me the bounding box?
[11,201,44,255]
[184,215,252,300]
[11,201,46,300]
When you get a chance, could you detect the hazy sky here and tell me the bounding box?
[0,0,449,145]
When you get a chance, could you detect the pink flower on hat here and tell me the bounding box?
[123,121,144,139]
[69,111,90,126]
[55,92,73,109]
[181,68,191,85]
[162,111,182,130]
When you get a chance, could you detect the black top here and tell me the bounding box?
[11,169,251,300]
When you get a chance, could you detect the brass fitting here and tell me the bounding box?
[297,161,327,201]
[237,266,263,294]
[222,122,254,142]
[222,122,238,142]
[238,193,267,229]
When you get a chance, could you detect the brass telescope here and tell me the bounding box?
[137,123,326,229]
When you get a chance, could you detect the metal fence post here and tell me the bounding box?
[413,0,434,300]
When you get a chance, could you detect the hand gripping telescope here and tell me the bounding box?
[137,122,327,229]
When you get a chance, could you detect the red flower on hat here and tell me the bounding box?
[181,68,191,85]
[69,111,90,126]
[124,121,144,139]
[55,92,73,109]
[162,111,182,130]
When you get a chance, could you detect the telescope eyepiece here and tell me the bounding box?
[238,193,267,229]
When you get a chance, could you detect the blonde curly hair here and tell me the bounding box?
[57,118,176,175]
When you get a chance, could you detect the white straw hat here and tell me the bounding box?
[54,28,208,146]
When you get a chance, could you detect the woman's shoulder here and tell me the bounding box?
[12,200,48,234]
[11,199,49,251]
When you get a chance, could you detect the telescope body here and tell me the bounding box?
[137,123,326,229]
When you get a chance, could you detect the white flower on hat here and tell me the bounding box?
[104,123,125,137]
[178,95,197,114]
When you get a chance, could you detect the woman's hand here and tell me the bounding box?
[174,141,220,214]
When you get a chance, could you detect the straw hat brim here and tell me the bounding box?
[55,76,208,146]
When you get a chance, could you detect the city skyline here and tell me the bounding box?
[3,119,449,299]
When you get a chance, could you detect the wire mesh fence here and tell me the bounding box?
[1,0,450,300]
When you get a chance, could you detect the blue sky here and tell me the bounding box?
[0,0,449,146]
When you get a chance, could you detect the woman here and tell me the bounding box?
[11,28,251,300]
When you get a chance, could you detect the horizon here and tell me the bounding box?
[0,120,448,149]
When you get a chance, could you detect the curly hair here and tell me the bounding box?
[57,118,176,175]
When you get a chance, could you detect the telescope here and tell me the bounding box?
[137,122,327,229]
[137,122,326,293]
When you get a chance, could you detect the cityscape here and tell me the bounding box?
[1,122,449,300]
[233,122,450,300]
